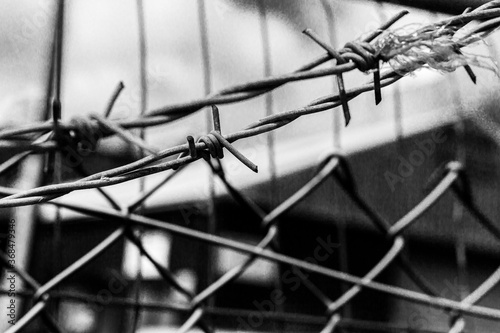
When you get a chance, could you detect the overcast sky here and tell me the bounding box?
[0,0,499,153]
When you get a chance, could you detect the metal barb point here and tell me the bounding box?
[374,61,382,105]
[187,136,197,158]
[464,65,477,84]
[302,28,351,126]
[211,105,221,133]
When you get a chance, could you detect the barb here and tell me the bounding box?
[104,81,125,118]
[303,28,352,125]
[91,113,159,155]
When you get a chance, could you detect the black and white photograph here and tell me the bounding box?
[1,0,500,332]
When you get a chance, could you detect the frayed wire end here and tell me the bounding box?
[374,24,499,77]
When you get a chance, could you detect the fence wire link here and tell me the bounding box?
[2,1,500,332]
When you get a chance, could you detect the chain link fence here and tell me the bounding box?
[1,1,500,332]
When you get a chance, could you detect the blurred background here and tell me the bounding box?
[1,0,500,332]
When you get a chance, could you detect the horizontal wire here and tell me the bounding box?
[4,6,500,204]
[0,76,401,208]
[0,288,465,333]
[17,191,500,320]
[2,157,500,325]
[5,156,500,329]
[0,9,498,210]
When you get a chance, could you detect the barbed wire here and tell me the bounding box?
[2,1,500,333]
[1,4,500,209]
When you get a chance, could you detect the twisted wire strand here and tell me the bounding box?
[0,8,494,146]
[1,14,500,206]
[1,22,498,208]
[0,75,423,208]
[1,6,500,143]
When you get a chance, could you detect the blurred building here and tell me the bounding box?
[1,0,500,332]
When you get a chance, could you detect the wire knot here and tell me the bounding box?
[59,116,107,153]
[198,132,224,160]
[195,131,258,173]
[340,41,378,72]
